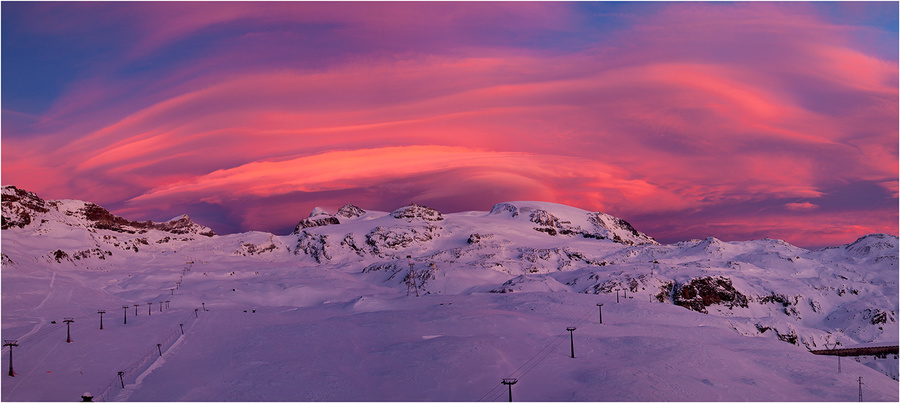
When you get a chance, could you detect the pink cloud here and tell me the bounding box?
[126,145,676,210]
[785,202,820,212]
[2,2,895,245]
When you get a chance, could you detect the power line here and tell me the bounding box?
[479,306,596,402]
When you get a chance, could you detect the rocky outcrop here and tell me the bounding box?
[336,204,366,218]
[488,203,519,217]
[673,276,749,314]
[75,204,215,236]
[366,224,441,256]
[529,209,561,227]
[2,186,50,229]
[586,212,657,246]
[153,215,216,236]
[235,241,278,256]
[294,232,332,263]
[390,204,443,221]
[292,216,341,233]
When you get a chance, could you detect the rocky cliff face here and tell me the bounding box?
[390,203,444,221]
[1,186,51,229]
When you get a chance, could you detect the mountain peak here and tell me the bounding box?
[336,204,366,218]
[487,201,657,245]
[309,207,330,218]
[844,233,899,258]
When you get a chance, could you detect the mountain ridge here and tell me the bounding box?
[2,185,898,400]
[2,186,216,237]
[3,184,896,349]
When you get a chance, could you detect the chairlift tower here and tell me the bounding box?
[97,310,105,330]
[64,318,74,343]
[566,327,577,358]
[4,340,18,376]
[858,377,863,402]
[501,378,518,402]
[406,255,419,297]
[123,306,129,325]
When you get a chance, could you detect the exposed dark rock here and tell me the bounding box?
[529,209,560,227]
[864,309,894,325]
[79,205,216,236]
[336,204,366,218]
[534,227,557,236]
[294,232,331,263]
[51,249,70,263]
[758,293,793,307]
[491,275,525,293]
[340,234,366,256]
[390,204,443,221]
[656,281,675,302]
[488,203,519,217]
[235,242,278,256]
[366,224,440,255]
[292,216,341,233]
[361,261,401,278]
[73,248,113,260]
[674,276,748,314]
[2,186,50,229]
[467,233,492,244]
[156,215,216,236]
[587,212,657,246]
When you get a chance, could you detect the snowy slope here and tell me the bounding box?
[1,187,897,401]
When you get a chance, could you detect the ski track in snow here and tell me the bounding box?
[114,333,185,402]
[4,335,63,399]
[5,272,58,352]
[33,271,56,311]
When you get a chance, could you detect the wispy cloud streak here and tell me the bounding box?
[2,2,896,247]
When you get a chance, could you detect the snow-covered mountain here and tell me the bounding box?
[2,186,897,401]
[2,186,215,237]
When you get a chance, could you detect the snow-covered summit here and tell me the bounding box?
[488,201,657,245]
[844,233,899,258]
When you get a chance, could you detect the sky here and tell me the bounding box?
[2,1,897,248]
